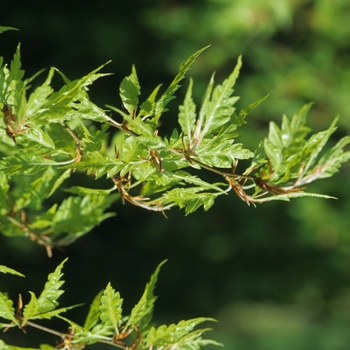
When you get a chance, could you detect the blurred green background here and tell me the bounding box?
[1,0,350,349]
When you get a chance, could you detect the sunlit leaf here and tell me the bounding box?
[120,65,140,115]
[146,317,217,347]
[99,283,123,335]
[127,260,167,329]
[23,259,68,321]
[0,266,24,277]
[0,293,16,323]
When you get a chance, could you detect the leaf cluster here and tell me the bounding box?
[0,260,220,350]
[0,29,349,254]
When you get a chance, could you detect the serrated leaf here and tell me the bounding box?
[28,204,57,231]
[195,56,242,148]
[21,124,55,149]
[51,194,117,245]
[30,304,81,320]
[10,44,25,84]
[0,265,24,277]
[301,117,338,176]
[12,166,59,211]
[107,105,155,136]
[0,292,16,322]
[314,135,350,179]
[99,283,123,334]
[146,317,216,347]
[120,65,140,114]
[0,148,58,176]
[25,258,68,319]
[178,78,196,145]
[64,151,123,179]
[162,187,218,215]
[25,68,55,119]
[196,141,253,168]
[149,46,210,121]
[64,91,113,123]
[127,260,167,329]
[32,62,111,123]
[1,45,25,110]
[23,291,40,320]
[261,103,327,183]
[234,94,269,128]
[139,84,162,117]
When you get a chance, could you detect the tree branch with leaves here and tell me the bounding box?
[1,24,350,349]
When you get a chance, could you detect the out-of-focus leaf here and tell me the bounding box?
[0,266,24,277]
[0,26,18,34]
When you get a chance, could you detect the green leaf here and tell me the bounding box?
[127,260,167,329]
[10,44,25,85]
[139,84,163,117]
[30,304,81,320]
[1,45,25,109]
[21,124,55,149]
[32,62,111,123]
[0,173,10,214]
[65,91,113,123]
[51,194,117,245]
[146,46,209,121]
[99,283,123,335]
[162,176,228,215]
[23,258,68,321]
[120,65,140,114]
[314,135,350,179]
[0,266,24,277]
[65,151,124,179]
[195,56,242,148]
[178,78,196,145]
[23,292,40,321]
[0,147,58,176]
[46,169,71,198]
[0,339,48,350]
[11,167,59,211]
[195,141,253,168]
[59,315,113,345]
[163,188,217,215]
[107,105,155,136]
[83,290,103,330]
[300,117,338,177]
[0,292,16,322]
[234,94,269,128]
[0,26,19,34]
[25,68,55,119]
[28,204,57,231]
[145,317,216,347]
[263,103,313,181]
[254,191,336,203]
